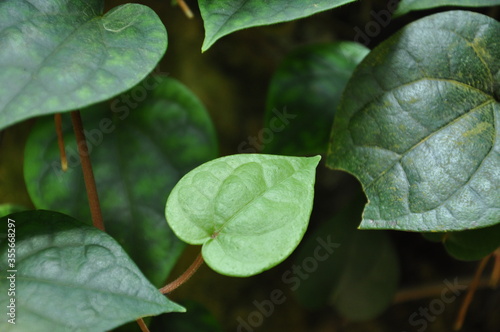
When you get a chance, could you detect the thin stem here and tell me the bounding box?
[160,252,204,294]
[136,318,150,332]
[71,110,105,231]
[54,113,68,171]
[393,277,490,304]
[490,248,500,287]
[453,254,492,331]
[177,0,194,18]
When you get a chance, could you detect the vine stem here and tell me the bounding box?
[453,254,492,330]
[70,110,105,231]
[136,318,151,332]
[490,248,500,287]
[160,252,204,294]
[177,0,194,18]
[393,276,490,304]
[54,113,68,171]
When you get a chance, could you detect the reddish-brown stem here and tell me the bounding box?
[160,252,204,294]
[177,0,194,18]
[393,277,490,304]
[453,254,492,330]
[54,113,68,171]
[136,318,150,332]
[71,110,105,231]
[491,248,500,287]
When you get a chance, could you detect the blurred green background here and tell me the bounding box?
[1,1,499,331]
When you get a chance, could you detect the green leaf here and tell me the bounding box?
[0,0,167,130]
[24,77,218,286]
[165,154,321,277]
[442,223,500,261]
[263,42,369,156]
[331,228,399,321]
[327,11,500,232]
[0,210,184,332]
[422,224,500,260]
[293,199,399,320]
[421,231,445,243]
[198,0,356,52]
[395,0,500,17]
[0,204,26,218]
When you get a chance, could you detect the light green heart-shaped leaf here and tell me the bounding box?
[395,0,500,17]
[327,11,500,232]
[165,154,321,277]
[24,77,218,286]
[263,42,369,156]
[198,0,356,52]
[0,210,184,332]
[0,0,167,130]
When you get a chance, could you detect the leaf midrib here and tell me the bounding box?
[363,80,495,191]
[211,161,303,238]
[1,8,98,114]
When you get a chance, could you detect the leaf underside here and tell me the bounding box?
[198,0,356,51]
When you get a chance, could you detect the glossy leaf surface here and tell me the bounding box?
[328,11,500,231]
[0,210,184,332]
[0,0,167,130]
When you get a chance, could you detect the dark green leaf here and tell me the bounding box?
[263,42,369,156]
[327,11,500,231]
[293,199,399,320]
[0,210,184,332]
[0,0,167,130]
[442,223,500,261]
[24,77,218,286]
[421,232,445,243]
[395,0,500,17]
[166,154,321,277]
[331,228,399,321]
[198,0,356,52]
[0,204,26,218]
